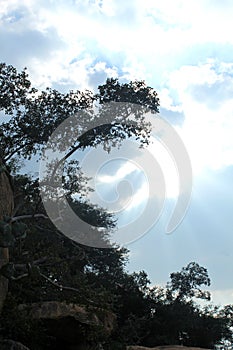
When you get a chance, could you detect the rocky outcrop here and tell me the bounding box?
[0,159,14,312]
[18,301,115,334]
[0,340,30,350]
[18,301,116,348]
[127,347,211,350]
[127,347,161,350]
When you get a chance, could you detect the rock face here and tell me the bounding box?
[127,347,163,350]
[127,347,210,350]
[0,340,30,350]
[18,301,115,334]
[18,301,116,349]
[0,159,14,312]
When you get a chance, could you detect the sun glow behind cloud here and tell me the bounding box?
[95,159,149,214]
[93,136,180,229]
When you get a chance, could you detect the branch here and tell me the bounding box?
[39,272,80,292]
[11,273,29,281]
[9,271,81,287]
[11,214,49,222]
[4,140,34,162]
[7,262,95,304]
[50,143,82,181]
[39,272,95,304]
[49,124,114,181]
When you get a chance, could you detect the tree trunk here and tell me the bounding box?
[0,159,14,312]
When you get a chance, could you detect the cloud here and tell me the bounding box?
[0,27,64,70]
[211,288,233,306]
[2,0,233,94]
[161,61,233,173]
[92,158,147,213]
[2,0,233,194]
[97,160,138,184]
[87,61,119,90]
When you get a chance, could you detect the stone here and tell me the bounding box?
[0,339,30,350]
[127,346,211,350]
[0,158,14,312]
[18,301,116,334]
[18,301,116,348]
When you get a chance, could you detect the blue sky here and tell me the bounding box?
[1,0,233,305]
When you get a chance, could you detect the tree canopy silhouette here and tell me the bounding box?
[0,63,232,349]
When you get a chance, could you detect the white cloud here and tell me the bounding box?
[211,288,233,306]
[158,88,183,112]
[1,0,233,93]
[97,160,137,184]
[164,61,233,173]
[2,0,233,184]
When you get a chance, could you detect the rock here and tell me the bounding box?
[127,347,211,350]
[18,301,115,334]
[0,158,14,313]
[0,339,30,350]
[127,347,158,350]
[18,301,116,348]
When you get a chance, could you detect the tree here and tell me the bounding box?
[1,63,232,349]
[0,174,128,349]
[0,63,161,348]
[133,263,232,349]
[167,261,211,301]
[0,66,159,163]
[0,63,160,312]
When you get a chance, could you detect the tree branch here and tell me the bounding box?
[4,140,34,162]
[49,124,115,181]
[50,143,82,181]
[11,214,49,222]
[8,265,94,304]
[39,272,80,292]
[11,273,29,281]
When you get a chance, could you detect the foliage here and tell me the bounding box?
[167,261,211,301]
[0,63,232,349]
[0,65,159,163]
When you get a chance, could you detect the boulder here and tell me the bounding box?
[18,301,116,348]
[0,158,14,313]
[127,347,210,350]
[18,301,115,334]
[0,340,30,350]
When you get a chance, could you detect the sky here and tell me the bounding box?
[1,0,233,306]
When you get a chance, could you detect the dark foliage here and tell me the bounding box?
[0,63,232,349]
